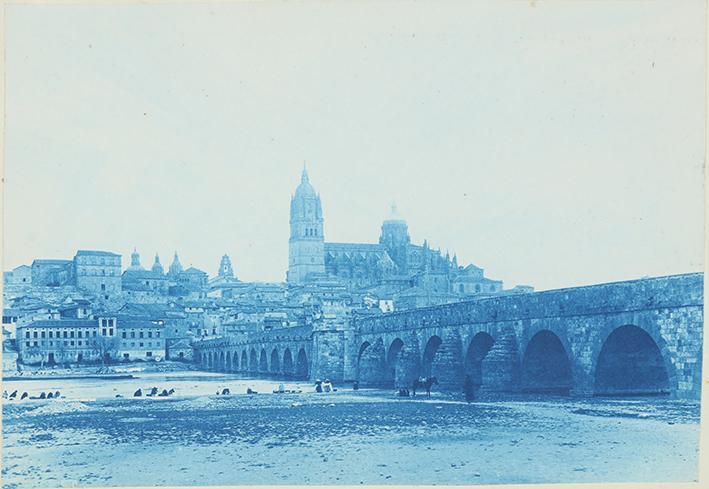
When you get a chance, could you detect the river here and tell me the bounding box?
[1,370,701,487]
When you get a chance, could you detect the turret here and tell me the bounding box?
[128,248,143,271]
[218,254,235,279]
[152,253,164,275]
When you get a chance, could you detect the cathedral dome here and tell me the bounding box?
[384,202,406,223]
[290,165,323,222]
[294,167,317,199]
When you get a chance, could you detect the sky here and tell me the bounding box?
[2,0,705,291]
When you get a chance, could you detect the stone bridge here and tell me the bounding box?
[192,273,703,399]
[352,273,703,398]
[193,325,313,380]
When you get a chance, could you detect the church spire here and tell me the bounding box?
[301,162,309,184]
[169,251,183,276]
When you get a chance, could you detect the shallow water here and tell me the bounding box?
[1,371,701,487]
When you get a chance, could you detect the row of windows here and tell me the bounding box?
[26,330,98,339]
[26,340,89,348]
[125,341,162,348]
[304,228,319,237]
[75,256,120,266]
[121,330,160,339]
[76,268,118,276]
[123,352,155,358]
[100,319,116,327]
[25,340,163,349]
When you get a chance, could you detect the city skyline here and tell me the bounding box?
[3,1,704,290]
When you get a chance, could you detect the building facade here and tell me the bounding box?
[73,250,122,300]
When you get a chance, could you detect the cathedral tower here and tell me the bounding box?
[287,166,325,284]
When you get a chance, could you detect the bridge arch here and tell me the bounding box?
[295,348,309,380]
[384,338,405,387]
[249,348,258,372]
[464,332,495,390]
[421,335,443,377]
[283,348,294,377]
[259,348,268,373]
[594,324,671,396]
[270,348,281,374]
[358,338,386,385]
[241,349,248,370]
[521,329,572,394]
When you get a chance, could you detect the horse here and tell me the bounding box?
[412,377,438,397]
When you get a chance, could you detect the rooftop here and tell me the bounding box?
[32,259,72,265]
[21,319,97,329]
[75,250,121,257]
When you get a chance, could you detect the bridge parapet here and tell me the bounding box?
[354,273,703,334]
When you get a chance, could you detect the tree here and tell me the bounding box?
[88,336,120,365]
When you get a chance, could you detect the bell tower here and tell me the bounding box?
[287,165,325,284]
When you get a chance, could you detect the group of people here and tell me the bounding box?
[132,387,175,397]
[314,379,336,393]
[273,383,302,394]
[3,390,62,401]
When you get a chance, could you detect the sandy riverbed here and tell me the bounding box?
[1,373,700,487]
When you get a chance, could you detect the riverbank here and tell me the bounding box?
[2,360,197,381]
[1,371,700,487]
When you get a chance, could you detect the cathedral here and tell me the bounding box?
[286,168,519,308]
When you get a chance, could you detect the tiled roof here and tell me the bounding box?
[21,319,97,329]
[32,259,73,265]
[122,269,166,280]
[119,303,171,318]
[183,267,207,275]
[75,250,121,257]
[325,242,384,252]
[118,319,165,329]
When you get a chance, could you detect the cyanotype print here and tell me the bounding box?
[2,1,705,487]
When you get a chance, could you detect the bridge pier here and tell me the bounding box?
[431,329,464,391]
[395,344,421,389]
[480,328,520,394]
